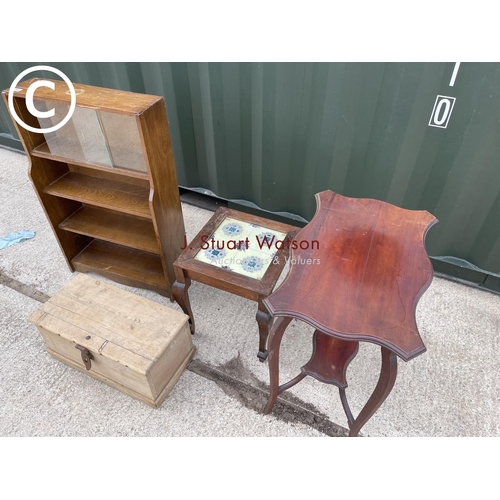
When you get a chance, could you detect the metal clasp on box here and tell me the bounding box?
[75,344,93,371]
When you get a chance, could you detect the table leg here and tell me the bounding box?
[172,277,195,334]
[256,299,273,362]
[348,347,398,437]
[263,316,292,414]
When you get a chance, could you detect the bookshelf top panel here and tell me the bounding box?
[3,78,162,114]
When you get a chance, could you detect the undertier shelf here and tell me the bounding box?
[60,206,160,255]
[44,172,151,219]
[72,240,167,292]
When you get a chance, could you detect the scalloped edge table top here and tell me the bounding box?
[264,191,438,361]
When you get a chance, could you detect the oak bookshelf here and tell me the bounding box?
[2,79,185,299]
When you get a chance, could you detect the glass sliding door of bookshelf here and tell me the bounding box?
[35,100,148,174]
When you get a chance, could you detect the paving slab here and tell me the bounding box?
[1,147,500,436]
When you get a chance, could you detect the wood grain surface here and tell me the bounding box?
[72,240,167,294]
[44,172,152,219]
[60,206,159,254]
[264,190,438,361]
[6,78,161,114]
[28,274,194,407]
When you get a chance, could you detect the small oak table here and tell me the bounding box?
[263,191,438,436]
[173,207,299,360]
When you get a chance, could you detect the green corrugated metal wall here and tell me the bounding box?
[1,62,500,291]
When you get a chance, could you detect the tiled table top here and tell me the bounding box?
[194,216,288,280]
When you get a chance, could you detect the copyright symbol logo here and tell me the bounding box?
[8,65,76,134]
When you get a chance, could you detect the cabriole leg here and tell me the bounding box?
[256,299,273,361]
[263,316,292,414]
[172,276,195,334]
[348,347,398,437]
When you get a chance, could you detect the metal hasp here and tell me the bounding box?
[263,190,438,436]
[75,344,93,371]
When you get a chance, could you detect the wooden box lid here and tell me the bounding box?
[28,274,189,373]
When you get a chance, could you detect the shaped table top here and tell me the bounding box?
[264,191,438,361]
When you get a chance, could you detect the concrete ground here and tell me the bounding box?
[1,146,499,437]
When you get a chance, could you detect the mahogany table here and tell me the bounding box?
[173,207,298,360]
[263,190,438,436]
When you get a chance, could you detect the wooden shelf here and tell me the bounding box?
[60,206,160,255]
[32,142,150,181]
[3,80,185,299]
[72,240,167,293]
[44,172,152,220]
